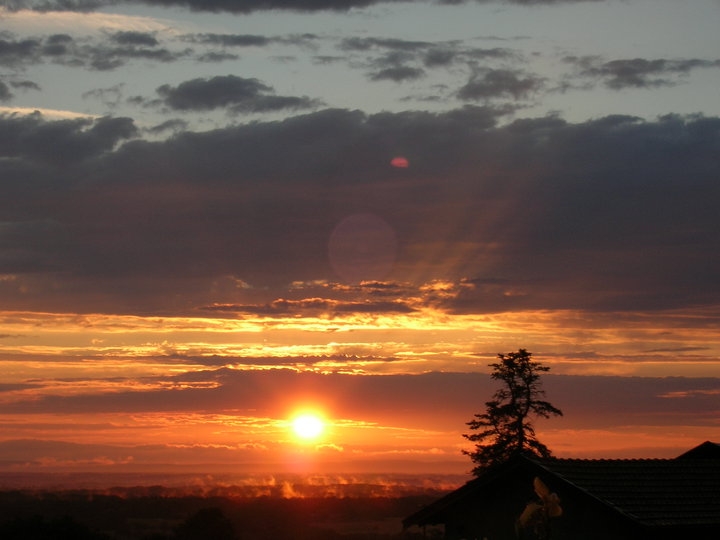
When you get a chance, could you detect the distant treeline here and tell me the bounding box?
[0,490,443,539]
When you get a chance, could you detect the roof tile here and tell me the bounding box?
[538,458,720,526]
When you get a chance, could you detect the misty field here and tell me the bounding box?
[0,484,447,540]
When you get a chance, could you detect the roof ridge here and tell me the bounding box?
[531,459,649,525]
[539,456,676,463]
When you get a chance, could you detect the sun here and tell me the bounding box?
[291,413,325,441]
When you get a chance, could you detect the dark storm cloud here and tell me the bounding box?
[0,32,187,70]
[422,47,458,67]
[341,37,513,63]
[1,107,719,314]
[3,0,106,9]
[0,36,41,66]
[145,118,189,134]
[196,51,239,62]
[10,79,41,91]
[458,68,544,100]
[184,33,315,48]
[110,30,159,47]
[340,37,433,52]
[82,83,125,109]
[0,21,514,87]
[0,112,137,163]
[341,37,514,62]
[370,65,425,82]
[341,37,428,82]
[312,55,346,65]
[3,0,385,11]
[41,33,72,57]
[0,81,11,101]
[187,33,272,48]
[340,37,517,85]
[5,1,608,14]
[156,74,320,113]
[0,219,70,274]
[423,44,516,69]
[565,56,720,89]
[86,44,187,71]
[0,113,136,157]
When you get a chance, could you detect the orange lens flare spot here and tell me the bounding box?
[390,156,409,168]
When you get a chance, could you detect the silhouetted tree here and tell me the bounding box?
[464,349,563,475]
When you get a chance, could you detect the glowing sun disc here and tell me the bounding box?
[292,414,325,440]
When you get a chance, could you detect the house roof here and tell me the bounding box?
[677,440,720,459]
[402,457,534,528]
[537,457,720,527]
[404,442,720,530]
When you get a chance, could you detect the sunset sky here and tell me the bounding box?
[1,0,719,482]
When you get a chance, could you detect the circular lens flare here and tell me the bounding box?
[390,156,409,168]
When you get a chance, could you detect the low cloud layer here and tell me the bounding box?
[5,1,610,14]
[0,108,719,315]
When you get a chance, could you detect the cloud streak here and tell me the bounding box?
[1,369,716,470]
[155,75,321,113]
[6,1,610,14]
[458,68,543,100]
[0,31,188,70]
[565,56,720,89]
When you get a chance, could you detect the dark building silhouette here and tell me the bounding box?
[403,441,720,540]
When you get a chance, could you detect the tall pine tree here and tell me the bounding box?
[464,349,563,475]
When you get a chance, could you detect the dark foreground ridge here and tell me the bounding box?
[0,489,445,540]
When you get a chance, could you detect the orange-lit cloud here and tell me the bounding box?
[1,298,720,474]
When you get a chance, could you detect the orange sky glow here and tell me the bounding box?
[2,0,720,492]
[2,302,718,483]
